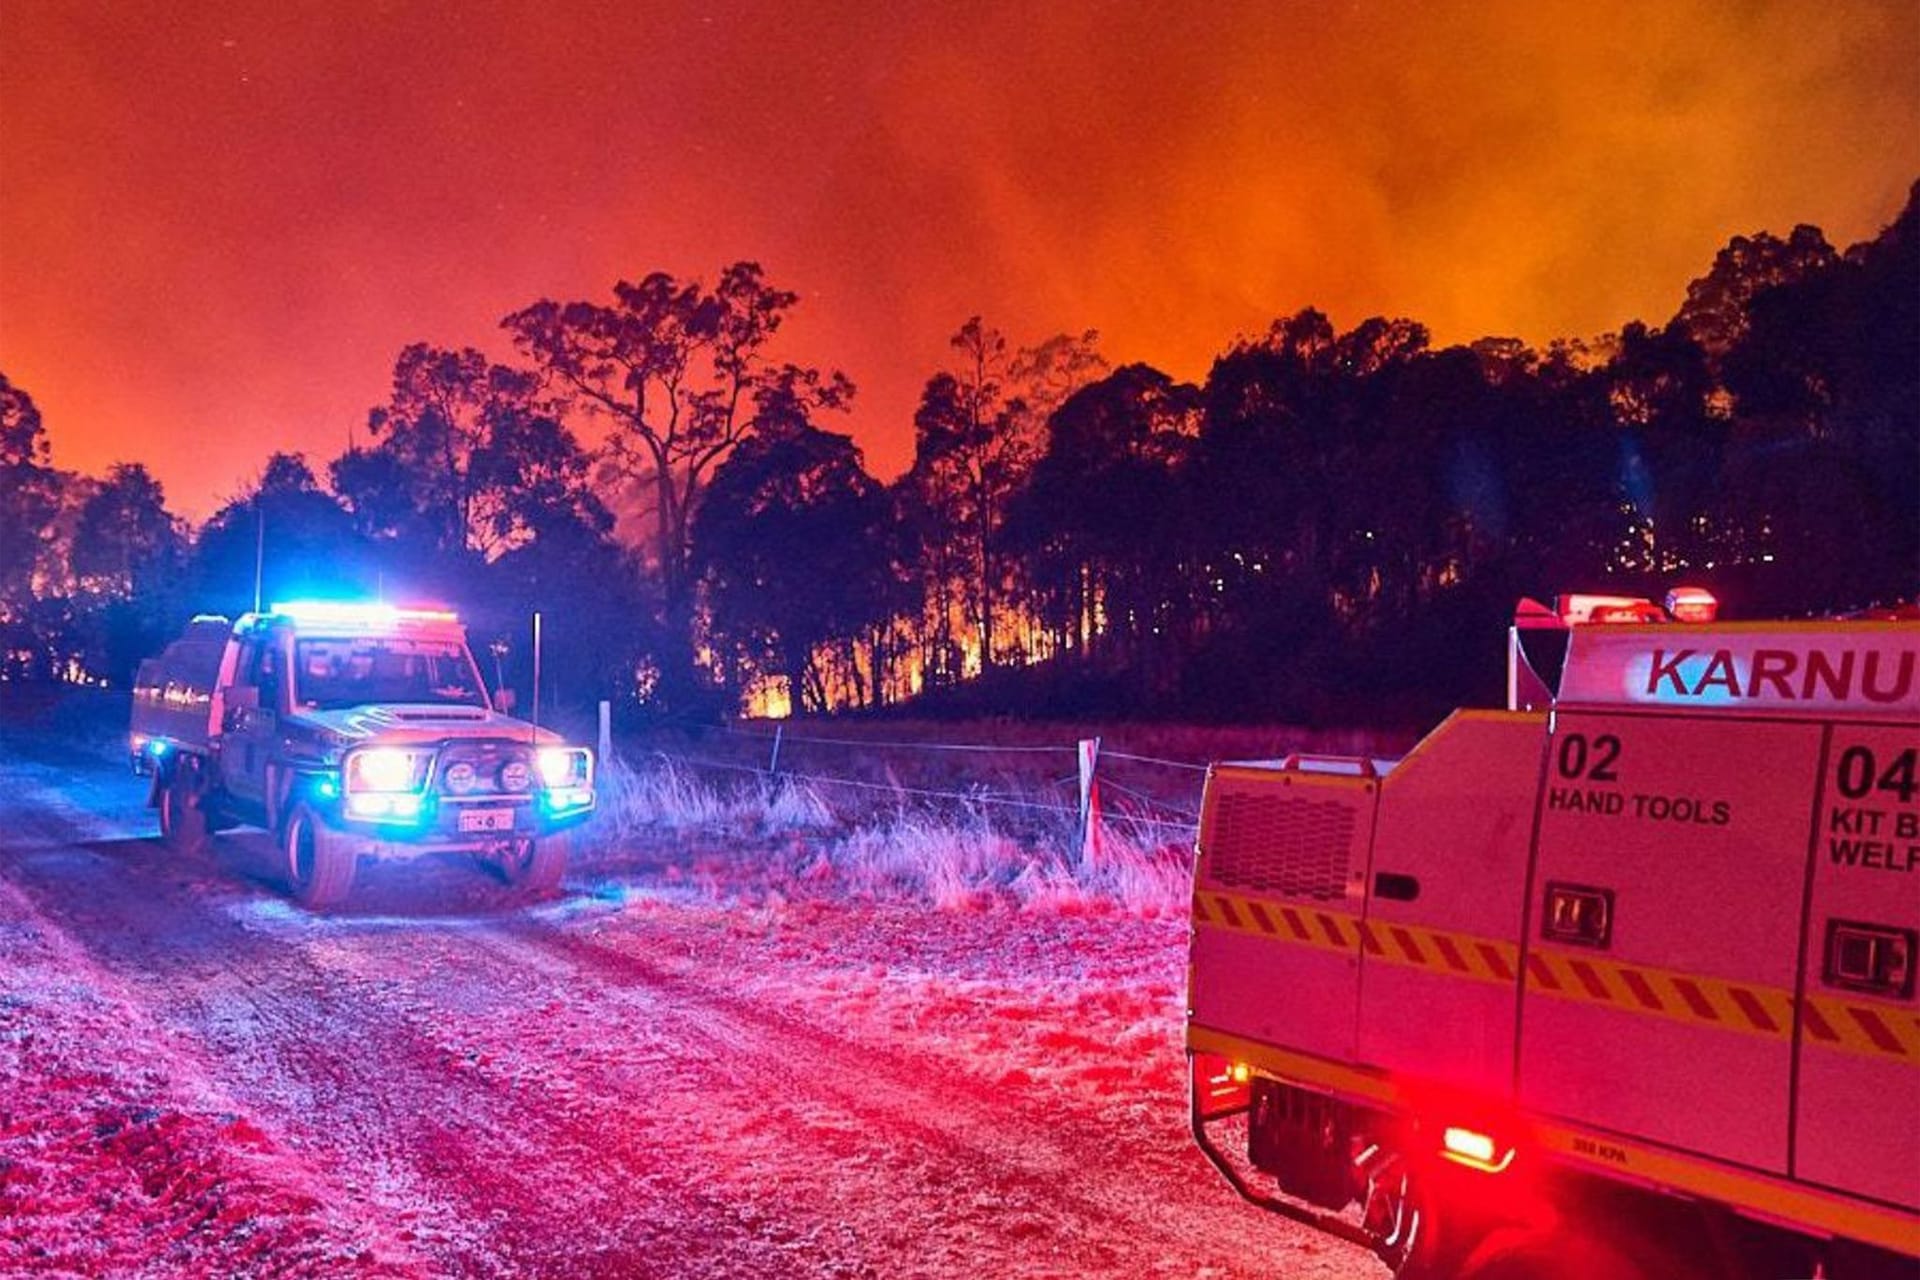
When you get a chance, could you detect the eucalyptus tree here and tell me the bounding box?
[504,263,836,706]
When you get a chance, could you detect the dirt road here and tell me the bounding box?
[0,713,1379,1279]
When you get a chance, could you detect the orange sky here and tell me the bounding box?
[3,0,1917,520]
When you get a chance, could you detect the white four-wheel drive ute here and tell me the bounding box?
[130,601,596,907]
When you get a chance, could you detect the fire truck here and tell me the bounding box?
[130,601,595,907]
[1187,592,1919,1278]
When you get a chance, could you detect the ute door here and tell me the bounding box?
[221,633,285,809]
[1356,712,1544,1095]
[1190,760,1379,1063]
[1517,709,1821,1174]
[1794,723,1920,1208]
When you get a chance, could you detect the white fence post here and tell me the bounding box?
[1078,736,1102,868]
[597,700,611,763]
[768,723,784,775]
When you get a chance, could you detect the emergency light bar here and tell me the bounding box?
[1554,594,1667,625]
[269,601,460,626]
[1552,589,1720,627]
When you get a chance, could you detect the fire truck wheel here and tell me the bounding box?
[158,763,211,856]
[1454,1224,1665,1280]
[498,833,570,895]
[284,803,358,909]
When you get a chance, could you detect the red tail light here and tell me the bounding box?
[1440,1125,1515,1174]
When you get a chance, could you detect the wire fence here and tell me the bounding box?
[616,721,1217,838]
[605,714,1414,845]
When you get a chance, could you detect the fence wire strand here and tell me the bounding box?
[639,747,1201,832]
[717,724,1074,755]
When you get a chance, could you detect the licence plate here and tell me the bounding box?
[457,808,516,834]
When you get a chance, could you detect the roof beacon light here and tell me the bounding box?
[1664,585,1719,624]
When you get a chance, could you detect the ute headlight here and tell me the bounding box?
[444,761,478,794]
[344,747,432,794]
[499,760,533,793]
[536,746,591,789]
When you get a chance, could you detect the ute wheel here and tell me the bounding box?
[158,762,211,856]
[283,802,358,909]
[498,832,570,895]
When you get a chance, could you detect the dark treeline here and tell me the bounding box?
[2,185,1915,725]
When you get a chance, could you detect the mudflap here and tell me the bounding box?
[1188,1054,1375,1251]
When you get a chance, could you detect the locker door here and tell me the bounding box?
[1357,712,1544,1095]
[1517,711,1822,1174]
[1190,764,1378,1062]
[1795,723,1920,1208]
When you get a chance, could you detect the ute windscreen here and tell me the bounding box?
[293,637,486,710]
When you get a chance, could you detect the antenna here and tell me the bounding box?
[252,504,265,614]
[531,610,543,743]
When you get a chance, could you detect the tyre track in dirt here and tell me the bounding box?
[457,921,1372,1279]
[1,874,412,1278]
[0,778,427,1277]
[0,777,806,1277]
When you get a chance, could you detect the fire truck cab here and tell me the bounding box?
[1187,593,1919,1278]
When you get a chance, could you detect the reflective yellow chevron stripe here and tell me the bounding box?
[1192,887,1919,1065]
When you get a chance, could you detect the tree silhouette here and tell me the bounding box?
[190,453,373,617]
[70,463,188,682]
[338,343,608,558]
[694,384,891,714]
[897,319,1106,682]
[0,374,64,677]
[504,262,834,707]
[1677,225,1839,360]
[1005,363,1199,700]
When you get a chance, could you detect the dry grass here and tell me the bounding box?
[584,752,1204,918]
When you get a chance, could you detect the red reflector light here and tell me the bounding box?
[1441,1126,1515,1173]
[1192,1053,1252,1118]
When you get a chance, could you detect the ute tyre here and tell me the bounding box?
[158,763,211,856]
[500,832,570,895]
[284,803,358,909]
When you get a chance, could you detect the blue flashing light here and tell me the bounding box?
[148,739,170,758]
[312,775,340,801]
[270,600,458,626]
[539,787,595,816]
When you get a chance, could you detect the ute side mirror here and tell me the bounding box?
[221,684,260,731]
[493,688,517,713]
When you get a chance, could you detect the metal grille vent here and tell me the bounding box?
[1204,793,1353,901]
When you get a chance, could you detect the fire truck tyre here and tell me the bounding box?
[1455,1225,1654,1280]
[284,804,358,909]
[158,765,211,856]
[500,832,570,894]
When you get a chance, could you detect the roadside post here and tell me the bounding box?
[1078,736,1103,868]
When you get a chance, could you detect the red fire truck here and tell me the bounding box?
[1187,592,1919,1278]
